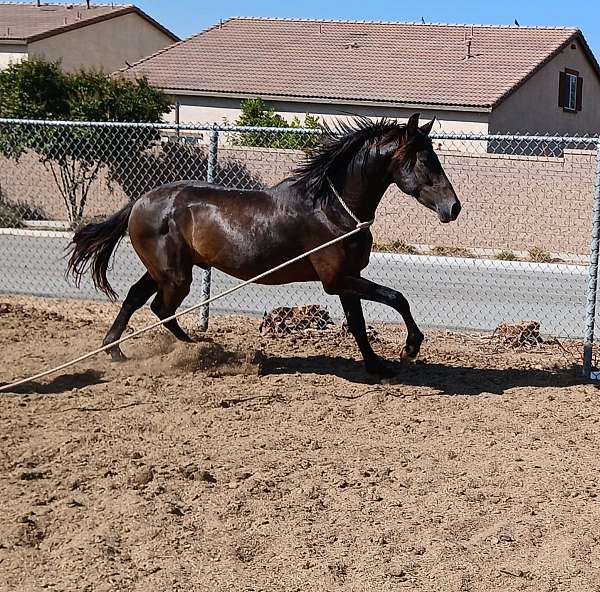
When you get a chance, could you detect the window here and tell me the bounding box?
[566,72,578,110]
[559,69,583,112]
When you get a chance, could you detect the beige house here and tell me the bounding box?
[121,17,600,135]
[0,2,178,73]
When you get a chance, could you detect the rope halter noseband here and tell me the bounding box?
[326,177,374,230]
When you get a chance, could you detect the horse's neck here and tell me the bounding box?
[339,157,392,223]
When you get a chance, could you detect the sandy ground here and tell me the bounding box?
[0,295,599,592]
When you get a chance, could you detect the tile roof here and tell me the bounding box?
[0,2,178,42]
[121,17,592,110]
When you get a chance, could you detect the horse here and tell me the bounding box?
[67,113,461,378]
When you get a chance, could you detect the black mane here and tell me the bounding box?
[291,117,406,199]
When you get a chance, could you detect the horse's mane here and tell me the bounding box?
[291,117,406,200]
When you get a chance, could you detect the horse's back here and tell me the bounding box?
[127,179,320,282]
[135,180,276,208]
[142,179,211,199]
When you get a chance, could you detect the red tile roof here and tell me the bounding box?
[0,3,178,43]
[121,17,594,110]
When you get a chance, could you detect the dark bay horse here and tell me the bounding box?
[67,113,461,377]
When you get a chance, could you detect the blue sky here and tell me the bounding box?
[136,0,600,59]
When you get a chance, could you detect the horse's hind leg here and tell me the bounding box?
[103,272,157,361]
[150,272,194,343]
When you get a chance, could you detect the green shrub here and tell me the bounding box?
[372,240,417,254]
[495,249,518,261]
[431,245,473,258]
[0,195,46,228]
[528,247,552,263]
[233,98,320,150]
[0,199,23,228]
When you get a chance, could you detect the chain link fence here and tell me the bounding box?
[0,119,599,374]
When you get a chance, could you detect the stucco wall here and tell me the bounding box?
[165,95,490,134]
[213,146,595,255]
[0,143,595,255]
[0,45,27,69]
[490,40,600,135]
[28,12,175,73]
[376,148,596,255]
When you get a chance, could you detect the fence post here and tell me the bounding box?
[199,126,218,330]
[175,100,180,139]
[583,142,600,378]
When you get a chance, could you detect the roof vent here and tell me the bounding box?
[343,42,360,50]
[463,26,475,60]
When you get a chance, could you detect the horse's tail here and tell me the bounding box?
[66,201,134,300]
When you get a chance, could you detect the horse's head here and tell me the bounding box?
[390,113,461,223]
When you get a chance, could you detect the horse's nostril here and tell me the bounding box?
[451,202,461,220]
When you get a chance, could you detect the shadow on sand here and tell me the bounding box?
[1,357,589,398]
[1,370,106,395]
[262,355,586,396]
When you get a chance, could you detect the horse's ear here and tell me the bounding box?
[420,117,435,136]
[406,113,420,137]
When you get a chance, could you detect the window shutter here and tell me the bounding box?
[576,76,583,111]
[558,71,567,108]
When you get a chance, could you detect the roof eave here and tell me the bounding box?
[492,30,600,109]
[115,17,235,75]
[129,6,180,43]
[25,6,179,44]
[0,38,27,45]
[159,88,493,113]
[574,30,600,78]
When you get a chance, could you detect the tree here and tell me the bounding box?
[0,58,172,224]
[233,98,320,150]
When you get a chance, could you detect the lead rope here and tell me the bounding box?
[0,221,373,393]
[326,177,374,230]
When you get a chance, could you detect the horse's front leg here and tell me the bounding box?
[336,276,424,365]
[339,295,396,377]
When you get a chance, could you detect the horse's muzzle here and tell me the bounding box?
[438,200,461,223]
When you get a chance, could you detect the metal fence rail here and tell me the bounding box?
[0,119,599,375]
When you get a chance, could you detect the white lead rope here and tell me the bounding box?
[0,221,373,393]
[327,177,374,230]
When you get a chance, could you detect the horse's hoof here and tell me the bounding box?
[400,346,418,365]
[365,357,397,379]
[109,348,127,363]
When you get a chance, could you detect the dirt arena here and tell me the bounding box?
[1,295,599,592]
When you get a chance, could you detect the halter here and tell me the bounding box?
[326,177,374,230]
